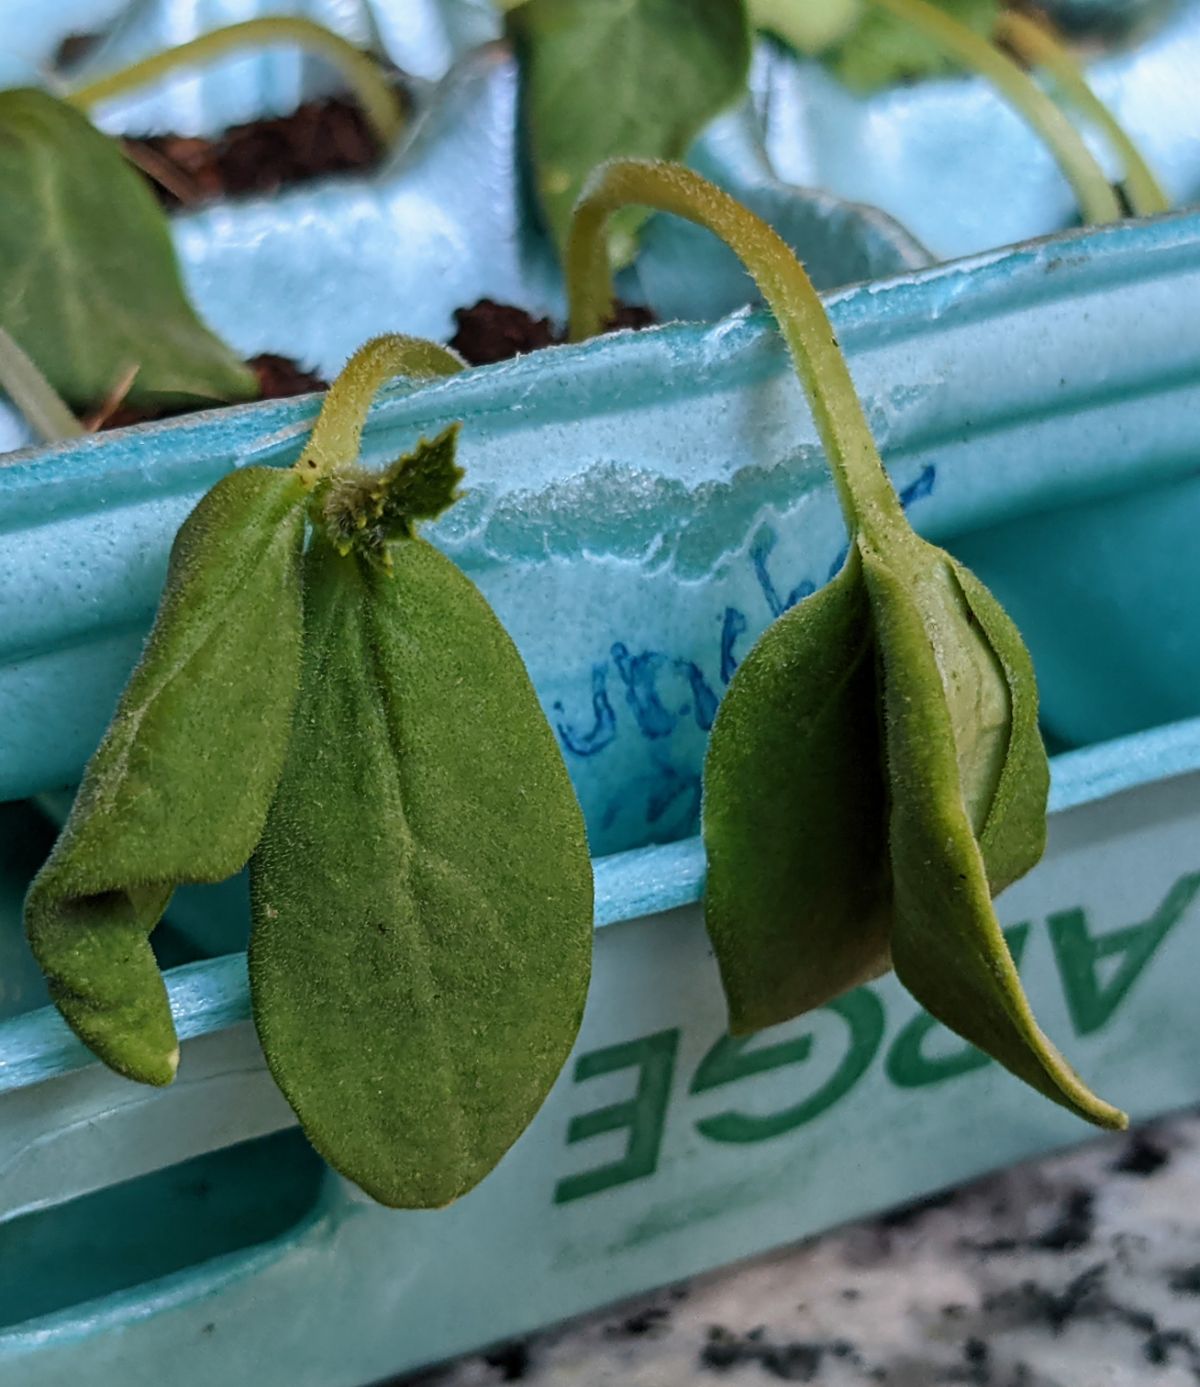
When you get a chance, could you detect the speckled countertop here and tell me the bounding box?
[391,1110,1200,1387]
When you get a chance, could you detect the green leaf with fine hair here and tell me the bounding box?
[823,0,998,91]
[704,527,1120,1126]
[703,547,892,1032]
[952,560,1049,895]
[25,467,306,1086]
[508,0,752,261]
[860,535,1123,1128]
[249,527,594,1207]
[0,88,257,412]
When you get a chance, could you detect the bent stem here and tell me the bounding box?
[566,159,904,544]
[866,0,1121,226]
[297,334,465,489]
[0,327,84,443]
[996,9,1170,217]
[67,17,405,148]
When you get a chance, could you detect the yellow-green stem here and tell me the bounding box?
[67,17,405,147]
[996,9,1169,217]
[866,0,1121,225]
[0,327,84,443]
[567,159,904,544]
[297,334,465,488]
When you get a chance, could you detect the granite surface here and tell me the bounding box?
[392,1109,1200,1387]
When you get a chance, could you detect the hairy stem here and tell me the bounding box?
[566,159,904,542]
[0,327,84,443]
[996,9,1169,217]
[67,17,405,148]
[297,334,465,488]
[866,0,1121,225]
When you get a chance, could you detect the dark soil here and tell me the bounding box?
[90,298,654,432]
[123,89,401,209]
[449,298,657,367]
[94,353,327,432]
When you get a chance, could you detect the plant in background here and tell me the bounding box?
[506,0,752,263]
[567,157,1127,1130]
[24,333,594,1207]
[753,0,1168,220]
[505,0,1166,269]
[0,0,1168,445]
[756,0,1002,90]
[0,17,404,438]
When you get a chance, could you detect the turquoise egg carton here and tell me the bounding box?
[2,211,1200,1385]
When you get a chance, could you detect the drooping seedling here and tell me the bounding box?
[566,158,1126,1130]
[249,337,594,1207]
[25,333,595,1205]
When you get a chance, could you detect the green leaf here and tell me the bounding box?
[703,548,891,1031]
[701,523,1119,1125]
[860,535,1124,1128]
[0,88,257,412]
[508,0,752,260]
[249,527,594,1207]
[952,558,1048,894]
[25,467,307,1085]
[564,159,1119,1126]
[823,0,998,92]
[749,0,862,56]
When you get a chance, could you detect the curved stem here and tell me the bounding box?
[297,334,465,488]
[566,159,904,542]
[996,9,1169,217]
[66,17,405,148]
[0,327,84,443]
[866,0,1121,226]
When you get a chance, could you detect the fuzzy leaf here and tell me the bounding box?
[860,536,1124,1128]
[25,467,306,1085]
[952,558,1049,894]
[249,534,594,1207]
[509,0,751,260]
[703,548,891,1031]
[0,88,257,411]
[824,0,997,92]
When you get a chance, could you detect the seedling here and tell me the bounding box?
[509,0,1167,256]
[0,18,404,436]
[25,333,595,1207]
[566,158,1126,1129]
[757,0,1168,221]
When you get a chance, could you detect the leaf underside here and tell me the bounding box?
[703,548,892,1032]
[25,467,306,1085]
[861,538,1124,1129]
[249,537,594,1207]
[0,88,256,411]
